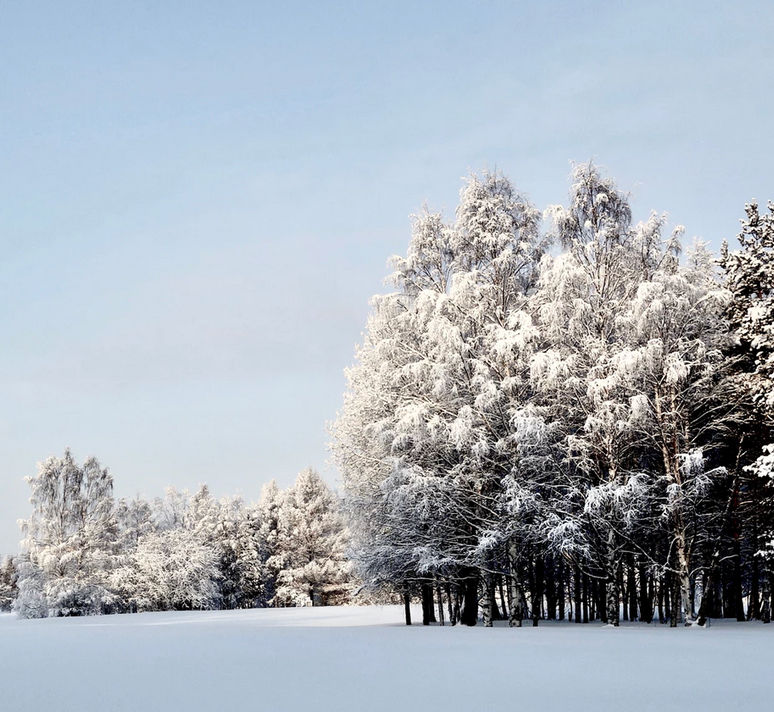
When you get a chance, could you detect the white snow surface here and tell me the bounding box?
[1,606,771,711]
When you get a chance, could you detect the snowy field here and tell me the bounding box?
[1,606,771,712]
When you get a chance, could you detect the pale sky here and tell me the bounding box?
[2,0,773,553]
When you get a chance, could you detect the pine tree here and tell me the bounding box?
[258,480,285,606]
[722,200,774,621]
[0,556,17,611]
[273,469,351,606]
[213,498,266,609]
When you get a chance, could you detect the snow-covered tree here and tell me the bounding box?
[256,479,284,605]
[112,485,267,610]
[14,450,119,617]
[0,556,17,611]
[8,166,771,630]
[332,210,454,614]
[152,486,190,531]
[11,455,350,616]
[115,496,153,552]
[210,497,266,609]
[273,469,351,606]
[722,201,774,410]
[528,163,644,625]
[110,527,220,611]
[723,200,774,622]
[335,171,546,625]
[336,164,771,629]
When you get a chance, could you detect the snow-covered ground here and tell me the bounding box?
[1,606,771,711]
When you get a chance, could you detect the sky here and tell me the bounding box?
[1,0,773,554]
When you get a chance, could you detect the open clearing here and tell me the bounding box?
[0,606,771,711]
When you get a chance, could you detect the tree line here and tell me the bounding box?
[332,163,774,627]
[0,451,352,617]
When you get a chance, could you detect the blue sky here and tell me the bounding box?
[1,1,773,553]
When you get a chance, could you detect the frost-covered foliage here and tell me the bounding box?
[11,453,353,617]
[749,447,774,562]
[723,202,774,605]
[333,170,547,625]
[257,479,284,605]
[333,165,773,628]
[112,486,228,612]
[272,469,352,606]
[0,556,17,611]
[14,450,119,617]
[111,528,220,611]
[722,202,774,410]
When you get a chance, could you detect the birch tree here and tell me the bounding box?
[15,450,119,617]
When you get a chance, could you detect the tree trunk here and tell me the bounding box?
[761,570,771,624]
[507,542,525,627]
[403,586,412,626]
[733,538,745,622]
[491,579,501,621]
[597,576,607,623]
[638,562,652,623]
[582,571,589,623]
[721,565,732,618]
[749,548,760,621]
[594,576,605,623]
[606,574,620,627]
[452,585,462,626]
[557,558,565,622]
[628,557,638,621]
[532,557,544,627]
[670,572,680,627]
[620,564,628,622]
[657,575,665,624]
[446,583,455,626]
[545,558,556,620]
[498,576,508,621]
[436,583,445,626]
[460,572,479,626]
[674,534,694,625]
[421,582,434,625]
[574,565,582,624]
[697,567,716,627]
[482,571,494,627]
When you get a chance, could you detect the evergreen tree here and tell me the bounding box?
[258,480,285,606]
[0,555,17,611]
[722,200,774,621]
[273,469,351,606]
